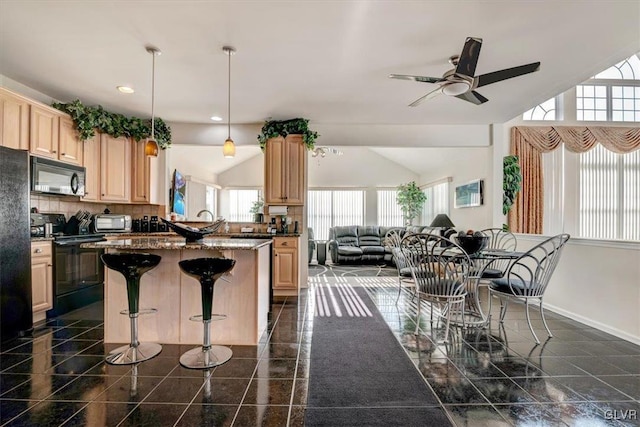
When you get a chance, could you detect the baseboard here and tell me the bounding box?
[544,302,640,345]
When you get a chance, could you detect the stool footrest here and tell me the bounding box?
[189,314,226,322]
[179,345,232,369]
[119,308,158,316]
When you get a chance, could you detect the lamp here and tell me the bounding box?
[430,214,455,228]
[145,46,161,157]
[222,46,236,158]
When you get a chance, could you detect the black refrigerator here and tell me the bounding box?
[0,146,32,341]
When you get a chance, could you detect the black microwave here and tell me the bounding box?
[31,156,86,197]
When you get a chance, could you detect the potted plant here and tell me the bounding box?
[250,197,265,223]
[257,118,319,151]
[396,181,427,225]
[503,155,522,215]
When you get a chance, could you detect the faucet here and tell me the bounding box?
[197,210,214,221]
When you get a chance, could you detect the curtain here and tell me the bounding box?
[509,126,640,234]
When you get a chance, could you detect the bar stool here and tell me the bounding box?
[101,253,162,365]
[179,257,236,369]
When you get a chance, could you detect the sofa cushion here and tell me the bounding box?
[357,226,382,246]
[338,246,363,256]
[330,225,358,246]
[361,245,385,254]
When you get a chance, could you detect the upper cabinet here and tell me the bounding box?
[0,88,30,150]
[100,134,131,202]
[264,135,306,205]
[29,104,59,159]
[82,132,100,202]
[58,116,82,166]
[131,139,151,203]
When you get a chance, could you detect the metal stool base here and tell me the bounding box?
[106,342,163,365]
[179,345,232,369]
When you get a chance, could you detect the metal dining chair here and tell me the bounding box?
[384,228,414,303]
[401,233,472,343]
[478,228,518,279]
[488,233,570,344]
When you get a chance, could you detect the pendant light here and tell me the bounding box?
[222,46,236,158]
[145,46,161,157]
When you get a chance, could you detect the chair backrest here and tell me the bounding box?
[384,228,407,269]
[328,226,358,246]
[506,233,570,297]
[400,233,472,297]
[479,228,518,273]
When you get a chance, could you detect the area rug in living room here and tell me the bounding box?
[304,279,451,427]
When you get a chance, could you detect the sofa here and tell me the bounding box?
[327,225,440,265]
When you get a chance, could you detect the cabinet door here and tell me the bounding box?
[100,134,131,202]
[30,104,59,159]
[82,133,100,202]
[31,256,53,314]
[58,116,83,165]
[264,136,285,204]
[0,88,29,150]
[131,139,150,203]
[284,135,305,205]
[274,247,298,290]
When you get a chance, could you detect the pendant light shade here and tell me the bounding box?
[223,46,236,158]
[146,46,161,157]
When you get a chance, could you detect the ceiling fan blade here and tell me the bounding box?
[389,74,443,84]
[455,90,489,105]
[455,37,483,78]
[408,86,442,107]
[476,62,541,88]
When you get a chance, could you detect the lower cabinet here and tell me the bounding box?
[273,237,299,296]
[31,241,53,323]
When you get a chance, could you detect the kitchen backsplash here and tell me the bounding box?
[30,194,165,219]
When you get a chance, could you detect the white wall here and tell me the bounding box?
[167,145,221,184]
[1,74,58,104]
[419,147,493,231]
[217,153,264,189]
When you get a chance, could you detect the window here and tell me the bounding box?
[376,190,403,227]
[522,96,559,121]
[421,180,450,226]
[542,146,640,241]
[308,190,365,240]
[576,53,640,122]
[205,186,217,218]
[228,189,261,222]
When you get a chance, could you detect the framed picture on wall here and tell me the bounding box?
[454,179,483,208]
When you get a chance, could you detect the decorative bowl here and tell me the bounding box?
[454,235,490,255]
[161,218,216,243]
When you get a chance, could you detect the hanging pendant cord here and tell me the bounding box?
[227,49,231,139]
[151,51,156,139]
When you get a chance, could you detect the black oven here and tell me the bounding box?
[47,234,106,317]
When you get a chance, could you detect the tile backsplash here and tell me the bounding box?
[30,194,165,220]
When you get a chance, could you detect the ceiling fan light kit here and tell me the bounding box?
[145,46,161,157]
[390,36,540,106]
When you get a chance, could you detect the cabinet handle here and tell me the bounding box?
[282,242,288,246]
[52,150,57,154]
[61,153,66,156]
[34,248,42,253]
[47,264,53,267]
[275,253,278,256]
[102,194,105,196]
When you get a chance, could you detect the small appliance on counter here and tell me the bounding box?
[93,214,132,233]
[130,215,168,233]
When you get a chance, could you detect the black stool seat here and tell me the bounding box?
[179,257,236,369]
[101,252,162,365]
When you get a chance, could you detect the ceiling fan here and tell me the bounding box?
[389,37,540,106]
[311,146,343,157]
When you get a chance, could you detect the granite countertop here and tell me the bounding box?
[106,232,301,238]
[81,236,273,250]
[31,237,54,242]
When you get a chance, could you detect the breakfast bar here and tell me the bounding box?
[82,236,272,346]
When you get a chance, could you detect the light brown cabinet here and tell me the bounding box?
[82,133,101,202]
[131,139,151,203]
[273,237,299,293]
[58,116,83,165]
[264,135,306,205]
[30,104,59,159]
[0,87,30,150]
[31,241,53,323]
[100,134,131,202]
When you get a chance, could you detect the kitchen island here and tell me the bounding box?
[82,236,272,345]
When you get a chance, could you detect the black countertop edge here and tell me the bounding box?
[31,237,55,242]
[104,232,301,238]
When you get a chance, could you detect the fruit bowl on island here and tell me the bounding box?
[161,218,225,242]
[454,231,489,255]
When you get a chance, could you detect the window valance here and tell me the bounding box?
[513,126,640,154]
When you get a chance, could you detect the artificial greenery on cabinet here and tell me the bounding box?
[396,181,427,225]
[52,100,172,149]
[257,118,318,151]
[503,155,522,215]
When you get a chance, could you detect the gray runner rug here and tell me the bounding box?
[304,282,452,426]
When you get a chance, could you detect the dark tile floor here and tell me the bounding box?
[1,267,639,426]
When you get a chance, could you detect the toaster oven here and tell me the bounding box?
[93,214,132,233]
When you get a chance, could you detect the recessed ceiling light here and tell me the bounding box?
[210,116,223,121]
[117,86,135,94]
